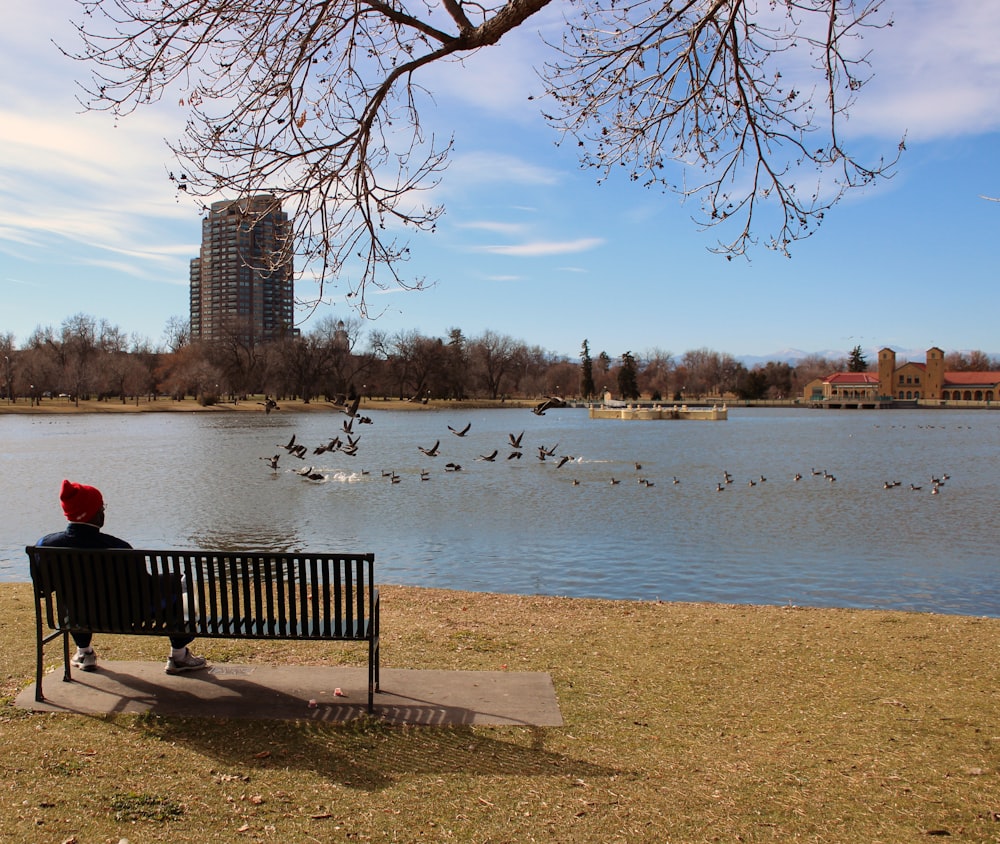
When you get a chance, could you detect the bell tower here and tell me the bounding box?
[878,348,896,400]
[925,347,945,399]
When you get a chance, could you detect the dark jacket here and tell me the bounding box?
[37,522,132,550]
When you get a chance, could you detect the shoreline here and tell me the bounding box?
[0,396,538,414]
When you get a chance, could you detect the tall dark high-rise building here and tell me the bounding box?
[189,195,295,343]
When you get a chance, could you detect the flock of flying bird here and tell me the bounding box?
[258,396,584,484]
[257,396,953,495]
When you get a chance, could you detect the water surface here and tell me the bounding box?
[4,407,997,616]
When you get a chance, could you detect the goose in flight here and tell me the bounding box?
[477,450,498,462]
[555,455,571,469]
[507,451,523,460]
[418,440,441,457]
[508,431,524,448]
[532,396,566,416]
[260,454,280,471]
[448,422,472,437]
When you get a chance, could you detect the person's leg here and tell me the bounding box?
[70,631,97,671]
[71,631,92,649]
[165,636,207,674]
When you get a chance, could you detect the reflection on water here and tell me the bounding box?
[187,525,304,553]
[3,407,999,616]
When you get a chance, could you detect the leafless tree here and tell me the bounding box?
[944,350,999,372]
[1,333,15,403]
[471,330,521,399]
[638,348,675,399]
[161,316,191,354]
[66,0,899,311]
[788,353,838,394]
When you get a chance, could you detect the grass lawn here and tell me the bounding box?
[1,583,998,842]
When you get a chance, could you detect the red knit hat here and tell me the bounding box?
[60,479,104,523]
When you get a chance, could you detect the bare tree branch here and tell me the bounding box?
[541,0,902,257]
[63,0,900,318]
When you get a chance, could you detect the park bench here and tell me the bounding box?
[26,546,380,713]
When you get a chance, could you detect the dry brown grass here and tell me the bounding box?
[1,583,998,843]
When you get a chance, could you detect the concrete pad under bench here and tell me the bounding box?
[15,661,563,727]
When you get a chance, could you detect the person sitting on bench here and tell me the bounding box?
[35,479,208,676]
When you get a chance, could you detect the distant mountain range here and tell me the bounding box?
[736,347,935,368]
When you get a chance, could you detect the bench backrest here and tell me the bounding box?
[26,546,376,641]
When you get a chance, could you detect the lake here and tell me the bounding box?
[3,406,998,616]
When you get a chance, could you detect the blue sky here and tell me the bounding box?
[2,0,999,362]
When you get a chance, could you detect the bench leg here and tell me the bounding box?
[62,632,72,683]
[34,637,45,703]
[368,636,380,714]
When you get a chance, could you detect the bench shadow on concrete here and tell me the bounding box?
[16,660,564,727]
[15,661,625,790]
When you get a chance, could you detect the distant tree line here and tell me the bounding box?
[2,317,997,405]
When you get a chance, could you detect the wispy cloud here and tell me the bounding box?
[455,220,529,235]
[446,151,561,188]
[836,1,1000,140]
[475,237,604,257]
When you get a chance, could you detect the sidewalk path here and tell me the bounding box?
[16,662,563,726]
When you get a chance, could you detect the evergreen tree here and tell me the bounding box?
[848,345,868,372]
[618,351,640,400]
[580,339,595,399]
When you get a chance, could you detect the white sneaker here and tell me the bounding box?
[164,648,208,675]
[71,650,97,671]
